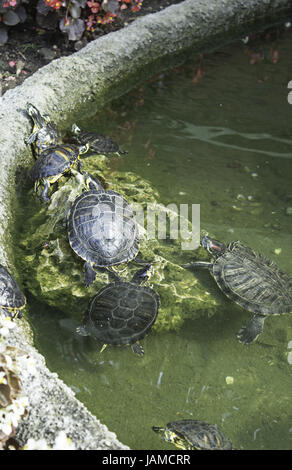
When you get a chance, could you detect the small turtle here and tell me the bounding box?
[30,143,88,202]
[68,173,141,286]
[25,103,61,157]
[76,264,160,355]
[72,123,127,157]
[152,419,232,450]
[0,265,26,319]
[183,236,292,344]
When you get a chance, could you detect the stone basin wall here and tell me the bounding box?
[0,0,290,451]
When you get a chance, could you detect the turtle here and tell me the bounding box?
[182,235,292,344]
[76,264,160,356]
[72,123,127,157]
[0,264,26,320]
[25,103,61,157]
[152,419,232,450]
[30,143,88,202]
[68,173,142,286]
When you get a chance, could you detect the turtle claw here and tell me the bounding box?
[131,343,144,356]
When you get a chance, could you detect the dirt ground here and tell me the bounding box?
[0,0,183,96]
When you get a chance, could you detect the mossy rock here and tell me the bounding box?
[19,155,219,331]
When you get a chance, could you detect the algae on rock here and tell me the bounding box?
[19,154,218,332]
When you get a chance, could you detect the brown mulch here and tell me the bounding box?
[0,0,183,96]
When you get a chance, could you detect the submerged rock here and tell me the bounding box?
[19,155,218,331]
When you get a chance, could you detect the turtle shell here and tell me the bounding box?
[29,144,79,181]
[165,420,232,450]
[77,130,124,155]
[82,281,159,345]
[68,189,139,267]
[0,265,26,311]
[212,241,292,315]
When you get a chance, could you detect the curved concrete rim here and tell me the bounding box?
[0,0,291,450]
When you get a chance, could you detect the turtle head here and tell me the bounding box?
[26,103,46,128]
[72,123,81,135]
[201,236,227,257]
[152,426,187,450]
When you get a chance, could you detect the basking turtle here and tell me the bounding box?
[68,173,140,286]
[25,103,61,157]
[76,264,159,355]
[0,265,26,319]
[183,236,292,344]
[152,419,232,450]
[72,123,127,157]
[30,143,88,202]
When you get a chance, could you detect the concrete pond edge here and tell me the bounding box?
[0,0,291,451]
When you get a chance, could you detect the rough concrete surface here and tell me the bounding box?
[0,0,291,451]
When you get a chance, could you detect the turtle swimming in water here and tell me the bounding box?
[0,265,26,319]
[152,419,232,450]
[30,143,88,202]
[25,103,61,157]
[68,173,142,286]
[72,123,127,157]
[183,236,292,344]
[76,264,160,356]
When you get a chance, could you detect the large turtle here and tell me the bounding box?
[68,173,141,286]
[76,264,160,355]
[30,143,88,202]
[183,236,292,344]
[0,265,26,319]
[25,103,61,157]
[72,123,127,157]
[152,419,232,450]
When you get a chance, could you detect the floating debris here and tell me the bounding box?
[225,376,234,385]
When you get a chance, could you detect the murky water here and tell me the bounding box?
[16,26,292,449]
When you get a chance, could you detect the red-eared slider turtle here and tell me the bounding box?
[183,236,292,344]
[25,103,61,157]
[72,123,127,157]
[30,143,88,202]
[0,265,26,319]
[152,420,232,450]
[68,174,141,286]
[76,265,159,355]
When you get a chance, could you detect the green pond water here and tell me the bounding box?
[15,26,292,450]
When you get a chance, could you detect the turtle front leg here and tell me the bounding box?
[237,314,266,344]
[25,132,37,146]
[181,261,213,270]
[84,261,96,287]
[40,179,51,203]
[13,310,22,319]
[77,158,83,174]
[131,342,144,356]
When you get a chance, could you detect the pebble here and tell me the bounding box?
[39,47,57,61]
[286,207,292,216]
[225,376,234,385]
